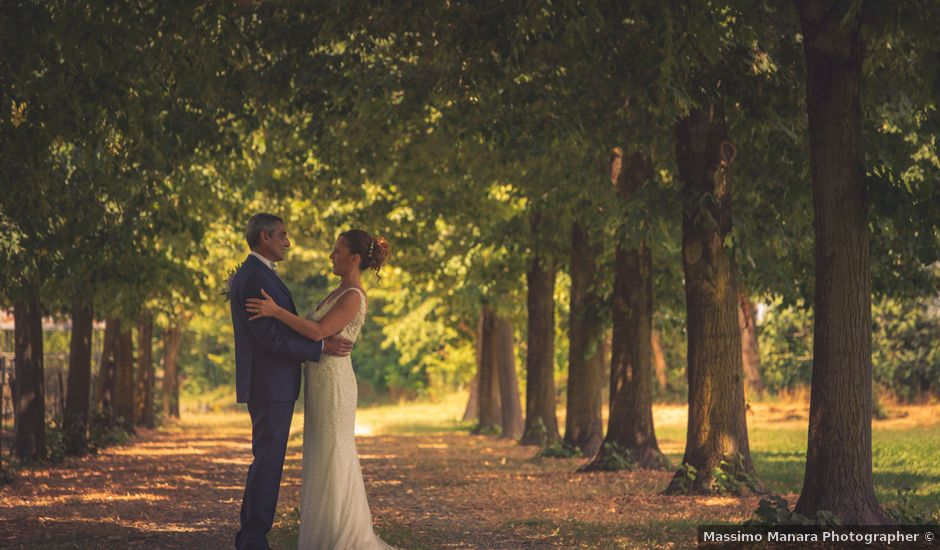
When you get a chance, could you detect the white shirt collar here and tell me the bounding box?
[249,251,277,271]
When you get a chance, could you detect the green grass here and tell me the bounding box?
[354,392,472,435]
[653,406,940,516]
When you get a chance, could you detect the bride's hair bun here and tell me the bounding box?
[340,229,390,275]
[368,236,390,271]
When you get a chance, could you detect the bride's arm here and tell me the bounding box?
[246,288,361,341]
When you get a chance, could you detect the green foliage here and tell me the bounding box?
[591,442,636,472]
[670,462,698,494]
[872,297,940,401]
[473,424,502,437]
[44,416,74,464]
[88,411,129,451]
[887,487,940,525]
[759,296,940,400]
[536,440,581,459]
[745,494,841,526]
[757,300,814,394]
[527,417,550,447]
[710,454,762,495]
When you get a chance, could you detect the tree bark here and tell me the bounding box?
[585,243,669,471]
[521,234,560,445]
[136,312,155,428]
[13,288,45,461]
[162,323,183,419]
[96,318,120,413]
[461,370,479,422]
[665,106,759,494]
[738,292,764,398]
[64,301,94,455]
[493,313,523,440]
[563,222,604,457]
[474,305,501,433]
[584,149,667,471]
[113,324,136,432]
[463,313,483,422]
[793,0,891,524]
[651,330,669,393]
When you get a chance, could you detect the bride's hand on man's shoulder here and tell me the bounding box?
[246,288,281,320]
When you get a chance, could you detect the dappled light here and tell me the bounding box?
[3,401,939,547]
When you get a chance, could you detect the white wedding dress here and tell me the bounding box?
[298,287,395,550]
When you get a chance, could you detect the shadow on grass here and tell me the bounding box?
[746,450,940,518]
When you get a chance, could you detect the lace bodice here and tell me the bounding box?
[308,287,367,345]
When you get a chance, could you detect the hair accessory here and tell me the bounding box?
[368,238,374,260]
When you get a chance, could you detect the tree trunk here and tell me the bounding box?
[463,313,484,422]
[136,312,155,428]
[493,313,523,440]
[64,301,94,455]
[521,241,560,445]
[738,291,763,398]
[96,318,120,413]
[474,305,501,433]
[162,323,183,419]
[793,0,890,524]
[563,222,604,457]
[585,243,669,471]
[112,324,135,432]
[665,106,759,494]
[13,288,45,461]
[461,371,479,422]
[585,150,667,471]
[652,330,669,393]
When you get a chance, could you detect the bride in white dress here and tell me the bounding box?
[246,229,394,550]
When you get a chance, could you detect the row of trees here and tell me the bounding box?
[3,0,939,527]
[277,1,937,524]
[0,2,254,458]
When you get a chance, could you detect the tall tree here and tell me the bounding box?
[135,312,155,428]
[113,325,136,432]
[96,319,120,413]
[585,148,668,471]
[793,0,890,523]
[12,288,44,460]
[564,222,605,457]
[493,313,523,440]
[162,323,183,419]
[474,305,502,433]
[64,301,94,454]
[521,212,560,445]
[666,106,759,493]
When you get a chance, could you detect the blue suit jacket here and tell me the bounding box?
[229,254,322,403]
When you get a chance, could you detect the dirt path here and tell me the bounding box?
[0,412,760,549]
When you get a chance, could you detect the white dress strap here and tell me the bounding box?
[331,287,366,309]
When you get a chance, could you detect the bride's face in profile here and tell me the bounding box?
[329,236,360,277]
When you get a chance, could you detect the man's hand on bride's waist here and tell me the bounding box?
[323,335,353,357]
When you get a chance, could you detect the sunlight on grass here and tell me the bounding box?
[354,392,471,435]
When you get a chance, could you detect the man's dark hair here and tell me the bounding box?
[246,213,284,248]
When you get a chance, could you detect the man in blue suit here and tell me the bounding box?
[229,213,352,550]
